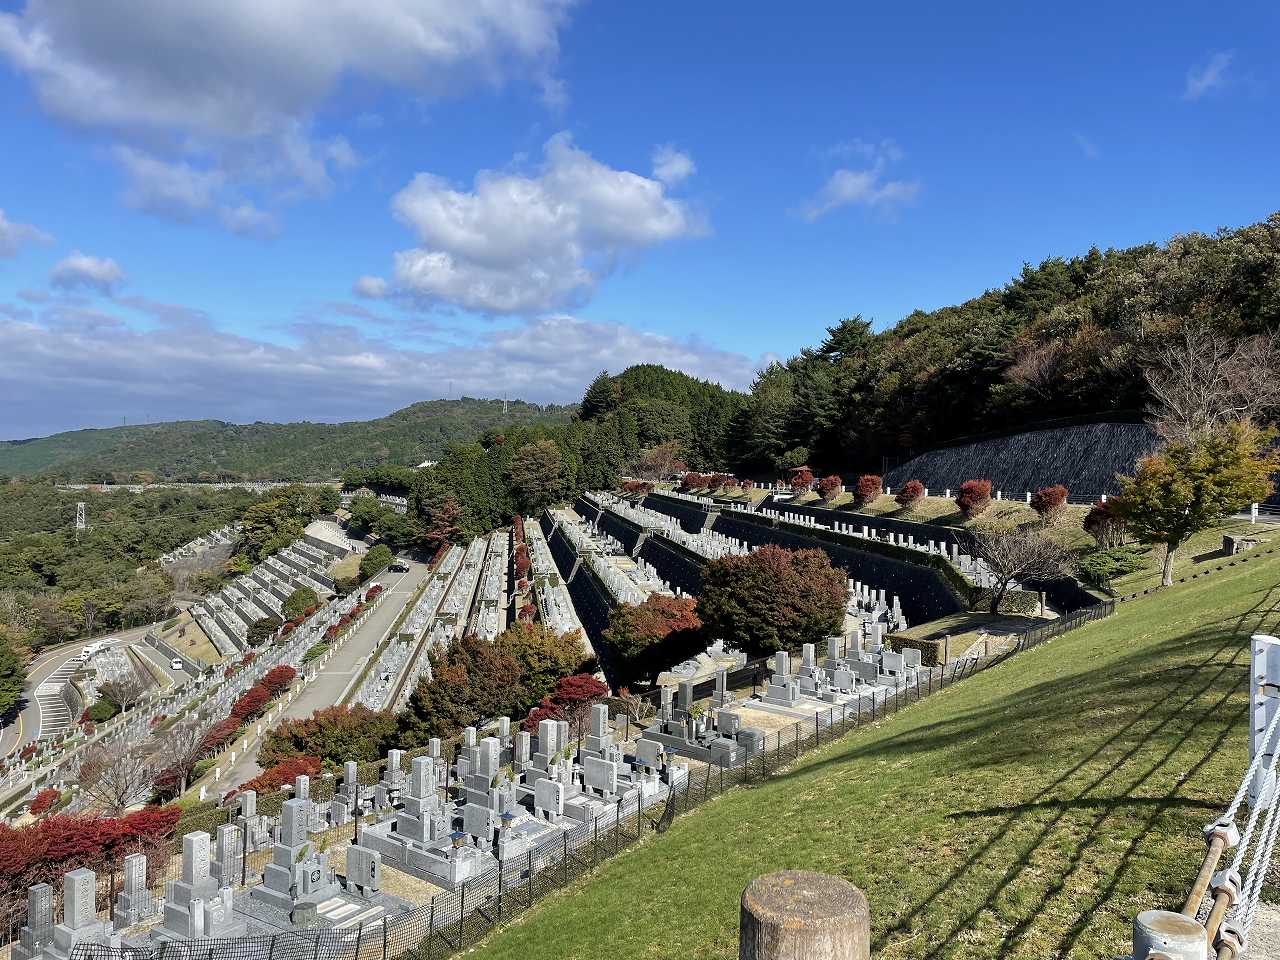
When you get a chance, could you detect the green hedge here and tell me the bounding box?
[888,634,947,667]
[970,588,1040,615]
[85,699,120,723]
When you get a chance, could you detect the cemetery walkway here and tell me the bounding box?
[218,560,434,787]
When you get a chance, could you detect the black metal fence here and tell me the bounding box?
[29,599,1123,960]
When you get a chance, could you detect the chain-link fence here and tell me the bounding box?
[6,597,1120,960]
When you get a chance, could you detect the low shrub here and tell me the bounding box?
[1078,545,1148,588]
[853,474,882,506]
[303,642,329,663]
[895,479,925,507]
[956,479,992,518]
[85,699,119,723]
[1030,485,1069,523]
[29,787,60,816]
[888,634,946,667]
[817,475,842,502]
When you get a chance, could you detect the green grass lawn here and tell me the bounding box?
[1109,518,1279,595]
[468,553,1280,960]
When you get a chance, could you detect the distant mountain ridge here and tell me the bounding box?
[0,398,573,482]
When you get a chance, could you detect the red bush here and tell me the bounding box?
[622,479,655,495]
[199,717,241,754]
[895,479,925,506]
[1084,499,1127,547]
[514,546,531,579]
[790,468,814,492]
[552,673,608,706]
[1030,484,1069,520]
[230,686,270,722]
[240,755,322,796]
[29,788,59,816]
[521,697,565,731]
[956,479,993,518]
[853,475,882,506]
[816,475,842,501]
[260,665,296,697]
[679,472,709,491]
[365,584,383,600]
[325,625,339,641]
[19,743,36,760]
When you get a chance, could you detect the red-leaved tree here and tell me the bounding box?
[239,755,322,796]
[956,479,993,519]
[854,475,882,506]
[895,479,925,507]
[1083,499,1127,547]
[817,475,842,501]
[790,468,814,492]
[260,665,297,697]
[1030,484,1069,524]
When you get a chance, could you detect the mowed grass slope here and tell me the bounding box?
[469,554,1280,960]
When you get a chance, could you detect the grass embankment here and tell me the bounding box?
[469,553,1280,960]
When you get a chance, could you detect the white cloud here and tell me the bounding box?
[801,139,920,221]
[652,144,695,185]
[1184,50,1234,100]
[114,146,225,218]
[217,203,280,239]
[0,209,53,257]
[0,304,759,438]
[353,276,389,299]
[49,251,126,294]
[0,0,574,222]
[387,132,705,313]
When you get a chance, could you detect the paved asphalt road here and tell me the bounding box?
[217,559,433,789]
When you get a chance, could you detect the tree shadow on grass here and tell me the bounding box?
[767,580,1280,958]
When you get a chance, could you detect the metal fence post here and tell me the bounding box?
[497,858,504,922]
[457,883,466,947]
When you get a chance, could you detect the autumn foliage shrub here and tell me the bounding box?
[956,479,993,518]
[853,475,882,506]
[817,475,842,501]
[521,673,608,732]
[895,479,925,507]
[239,755,322,796]
[1084,499,1127,547]
[230,686,270,721]
[199,717,240,754]
[790,468,814,492]
[260,665,296,697]
[0,807,180,910]
[29,788,59,816]
[1030,484,1069,523]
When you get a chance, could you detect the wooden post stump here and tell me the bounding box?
[739,870,869,960]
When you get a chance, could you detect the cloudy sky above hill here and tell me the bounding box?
[0,1,1276,437]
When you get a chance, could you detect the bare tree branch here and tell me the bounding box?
[1143,327,1280,442]
[77,745,156,815]
[974,527,1075,614]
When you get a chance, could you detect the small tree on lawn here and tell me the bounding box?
[154,718,207,795]
[853,474,882,507]
[817,475,842,502]
[790,468,814,492]
[1083,499,1127,548]
[973,527,1075,614]
[697,544,846,658]
[548,673,608,742]
[78,745,155,815]
[99,672,151,714]
[1030,485,1069,525]
[895,479,924,508]
[956,479,992,519]
[1115,421,1279,586]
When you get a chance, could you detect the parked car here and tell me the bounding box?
[389,561,409,573]
[171,658,184,671]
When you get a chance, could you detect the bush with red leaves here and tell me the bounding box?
[260,665,296,697]
[230,686,270,722]
[29,788,59,817]
[790,468,814,492]
[622,479,655,495]
[199,717,241,754]
[895,479,925,507]
[817,475,842,501]
[1084,499,1127,547]
[1030,484,1069,522]
[679,472,709,491]
[853,475,882,506]
[239,755,322,796]
[956,479,993,518]
[19,743,36,760]
[365,584,383,600]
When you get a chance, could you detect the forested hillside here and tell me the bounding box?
[0,399,572,482]
[578,214,1280,477]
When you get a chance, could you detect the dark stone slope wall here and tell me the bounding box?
[885,421,1159,498]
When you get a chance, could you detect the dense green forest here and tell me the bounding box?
[0,398,572,482]
[0,483,335,655]
[572,214,1280,478]
[383,214,1280,550]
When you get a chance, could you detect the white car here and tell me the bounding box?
[170,658,184,671]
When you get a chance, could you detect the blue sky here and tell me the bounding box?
[0,1,1276,439]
